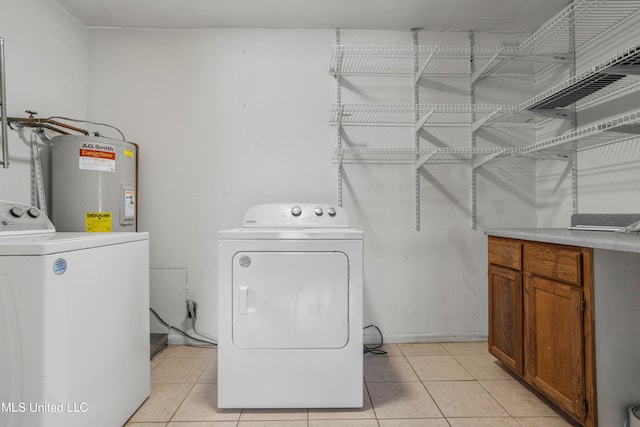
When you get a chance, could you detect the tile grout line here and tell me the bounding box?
[403,351,450,422]
[168,347,215,424]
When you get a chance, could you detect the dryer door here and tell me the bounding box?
[232,251,349,349]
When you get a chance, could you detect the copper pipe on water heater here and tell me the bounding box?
[8,116,90,135]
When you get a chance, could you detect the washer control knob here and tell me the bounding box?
[314,207,323,216]
[9,207,24,218]
[327,207,336,217]
[27,208,40,218]
[291,205,302,216]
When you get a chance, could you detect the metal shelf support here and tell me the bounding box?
[414,51,435,84]
[471,49,501,84]
[470,31,478,230]
[415,152,436,170]
[0,37,8,168]
[413,31,421,231]
[472,150,507,170]
[335,29,343,207]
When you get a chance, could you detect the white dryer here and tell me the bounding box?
[217,203,363,408]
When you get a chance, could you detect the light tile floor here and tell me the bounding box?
[125,342,579,427]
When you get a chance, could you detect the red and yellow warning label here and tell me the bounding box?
[85,212,112,232]
[79,149,116,172]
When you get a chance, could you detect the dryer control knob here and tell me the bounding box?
[27,208,40,218]
[9,207,24,218]
[327,207,336,217]
[291,205,302,216]
[314,207,323,216]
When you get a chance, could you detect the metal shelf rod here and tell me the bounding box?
[0,37,8,168]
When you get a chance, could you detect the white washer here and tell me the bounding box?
[0,201,150,427]
[218,203,363,408]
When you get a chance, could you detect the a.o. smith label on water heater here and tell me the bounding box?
[79,146,116,172]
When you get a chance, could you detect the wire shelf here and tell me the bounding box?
[330,103,519,127]
[481,43,640,125]
[328,0,640,79]
[523,42,640,110]
[329,45,518,77]
[574,0,640,51]
[333,110,640,165]
[517,0,605,55]
[519,109,640,156]
[330,41,640,130]
[329,2,640,80]
[480,0,640,76]
[333,146,519,164]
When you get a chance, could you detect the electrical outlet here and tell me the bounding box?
[185,298,197,319]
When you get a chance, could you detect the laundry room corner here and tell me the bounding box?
[6,1,640,424]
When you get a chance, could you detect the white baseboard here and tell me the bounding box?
[369,332,488,345]
[169,331,488,346]
[167,331,217,346]
[167,333,192,345]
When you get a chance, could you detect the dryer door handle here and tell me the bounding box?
[237,286,256,314]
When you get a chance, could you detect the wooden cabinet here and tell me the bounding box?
[488,236,595,427]
[488,264,523,374]
[488,237,523,374]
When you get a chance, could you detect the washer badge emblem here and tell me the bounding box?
[238,255,252,268]
[53,258,67,275]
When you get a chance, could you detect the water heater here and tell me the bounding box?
[51,135,138,232]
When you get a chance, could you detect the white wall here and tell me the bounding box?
[0,0,86,205]
[86,27,537,343]
[86,28,338,341]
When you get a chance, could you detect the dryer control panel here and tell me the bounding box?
[242,203,349,228]
[0,201,55,236]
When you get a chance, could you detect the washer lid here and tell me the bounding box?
[0,232,149,255]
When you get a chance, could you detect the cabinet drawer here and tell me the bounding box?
[523,243,582,285]
[488,236,522,269]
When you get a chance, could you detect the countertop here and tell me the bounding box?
[485,228,640,254]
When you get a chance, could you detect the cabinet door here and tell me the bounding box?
[488,264,523,375]
[525,275,585,422]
